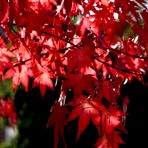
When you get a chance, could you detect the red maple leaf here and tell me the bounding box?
[64,0,72,15]
[47,102,68,148]
[3,64,33,91]
[96,106,124,148]
[66,95,106,140]
[101,0,109,7]
[32,71,54,96]
[63,73,97,96]
[0,0,9,23]
[1,0,148,147]
[65,45,94,72]
[32,61,55,96]
[0,96,17,126]
[9,0,20,25]
[0,47,15,75]
[97,80,117,103]
[96,131,124,148]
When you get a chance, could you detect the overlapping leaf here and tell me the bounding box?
[47,103,68,148]
[0,0,148,147]
[0,0,9,23]
[3,64,33,91]
[66,96,106,140]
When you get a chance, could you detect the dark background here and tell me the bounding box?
[14,76,148,148]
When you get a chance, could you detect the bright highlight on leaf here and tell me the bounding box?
[66,96,105,140]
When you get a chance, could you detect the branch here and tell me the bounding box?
[42,31,80,48]
[56,0,65,15]
[100,37,148,60]
[94,56,144,76]
[11,28,43,64]
[13,58,31,67]
[11,28,145,76]
[11,28,31,51]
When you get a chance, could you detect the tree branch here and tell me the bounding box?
[94,56,144,76]
[96,34,148,60]
[42,31,80,48]
[13,58,31,67]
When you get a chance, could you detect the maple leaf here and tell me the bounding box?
[101,0,109,7]
[32,61,55,96]
[76,17,91,35]
[97,80,117,103]
[96,131,124,148]
[1,0,148,147]
[96,106,124,148]
[63,73,97,96]
[47,102,68,148]
[64,0,72,15]
[83,0,95,14]
[66,96,106,140]
[32,71,54,96]
[0,47,15,62]
[3,65,33,91]
[9,0,20,25]
[0,0,9,23]
[102,106,122,134]
[65,45,94,72]
[0,96,17,126]
[0,47,15,75]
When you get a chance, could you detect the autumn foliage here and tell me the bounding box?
[0,0,148,147]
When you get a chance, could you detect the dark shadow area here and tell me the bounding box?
[14,76,148,148]
[15,87,55,148]
[120,77,148,148]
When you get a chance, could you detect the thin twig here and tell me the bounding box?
[98,36,148,60]
[56,0,65,15]
[13,58,31,67]
[42,31,79,48]
[11,28,31,52]
[94,56,143,76]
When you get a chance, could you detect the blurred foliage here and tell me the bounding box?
[0,79,17,148]
[0,126,18,148]
[0,79,15,99]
